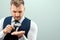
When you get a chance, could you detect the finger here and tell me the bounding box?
[8,25,15,29]
[19,31,25,34]
[11,31,17,35]
[6,29,11,33]
[10,25,15,29]
[6,27,12,31]
[4,29,10,33]
[11,31,25,35]
[7,25,15,29]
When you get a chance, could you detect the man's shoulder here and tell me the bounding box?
[31,20,37,27]
[25,17,37,26]
[0,16,12,22]
[0,17,6,21]
[25,17,31,21]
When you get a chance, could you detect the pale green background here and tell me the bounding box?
[0,0,60,40]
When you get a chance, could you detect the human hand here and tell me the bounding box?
[3,24,15,34]
[11,31,25,38]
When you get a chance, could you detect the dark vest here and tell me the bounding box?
[3,16,31,40]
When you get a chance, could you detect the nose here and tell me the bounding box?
[15,13,20,16]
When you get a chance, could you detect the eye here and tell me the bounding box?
[13,11,16,13]
[19,11,22,13]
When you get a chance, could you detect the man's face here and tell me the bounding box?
[10,4,25,20]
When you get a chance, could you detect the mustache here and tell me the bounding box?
[14,16,20,18]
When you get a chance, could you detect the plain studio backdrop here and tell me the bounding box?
[0,0,60,40]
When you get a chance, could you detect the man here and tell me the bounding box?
[0,0,38,40]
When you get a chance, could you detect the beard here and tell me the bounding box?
[14,16,21,21]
